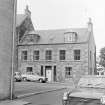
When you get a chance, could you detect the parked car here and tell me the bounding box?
[14,72,22,82]
[62,75,105,105]
[21,72,48,83]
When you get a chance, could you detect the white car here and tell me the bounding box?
[21,73,48,83]
[14,72,22,82]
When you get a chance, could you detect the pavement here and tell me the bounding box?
[0,100,31,105]
[0,81,75,105]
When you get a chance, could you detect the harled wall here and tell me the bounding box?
[0,0,14,99]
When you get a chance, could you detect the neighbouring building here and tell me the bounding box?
[96,63,105,76]
[0,0,14,99]
[17,6,96,82]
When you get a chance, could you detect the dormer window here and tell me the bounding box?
[64,32,77,43]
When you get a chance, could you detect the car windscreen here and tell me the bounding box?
[15,72,21,76]
[78,76,105,88]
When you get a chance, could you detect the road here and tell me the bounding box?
[14,82,103,105]
[14,81,74,105]
[14,81,74,97]
[17,88,67,105]
[17,88,104,105]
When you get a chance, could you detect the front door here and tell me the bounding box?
[45,66,52,82]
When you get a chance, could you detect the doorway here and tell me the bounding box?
[45,66,52,82]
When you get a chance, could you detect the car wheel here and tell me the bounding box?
[39,79,43,83]
[27,79,31,82]
[18,80,21,82]
[42,80,46,83]
[23,77,27,81]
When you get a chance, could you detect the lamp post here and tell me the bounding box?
[10,0,17,100]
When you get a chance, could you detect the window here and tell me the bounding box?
[33,50,39,60]
[21,50,27,61]
[74,50,80,60]
[68,33,73,41]
[101,72,104,75]
[26,67,33,73]
[59,50,66,60]
[65,67,72,78]
[45,50,52,60]
[64,32,77,42]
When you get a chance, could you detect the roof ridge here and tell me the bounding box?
[35,28,88,31]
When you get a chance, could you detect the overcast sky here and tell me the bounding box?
[17,0,105,55]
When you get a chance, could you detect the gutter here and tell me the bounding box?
[17,41,89,46]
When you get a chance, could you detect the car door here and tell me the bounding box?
[28,74,37,81]
[33,74,39,81]
[27,74,33,81]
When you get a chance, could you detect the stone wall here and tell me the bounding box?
[18,43,89,82]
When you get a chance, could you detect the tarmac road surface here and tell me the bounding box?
[17,88,67,105]
[14,81,74,97]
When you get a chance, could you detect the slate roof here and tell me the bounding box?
[16,14,27,27]
[27,30,36,35]
[16,14,90,44]
[19,28,90,45]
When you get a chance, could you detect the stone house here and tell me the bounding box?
[15,6,34,71]
[17,6,96,82]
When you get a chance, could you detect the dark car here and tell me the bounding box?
[62,75,105,105]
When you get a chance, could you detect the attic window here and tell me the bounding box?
[64,32,77,42]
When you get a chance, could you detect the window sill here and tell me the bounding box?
[65,77,73,79]
[59,60,65,62]
[21,60,28,62]
[45,60,52,62]
[33,60,40,61]
[74,60,81,62]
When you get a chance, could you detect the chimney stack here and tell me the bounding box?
[25,5,31,17]
[88,18,93,32]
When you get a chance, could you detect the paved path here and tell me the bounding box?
[0,100,30,105]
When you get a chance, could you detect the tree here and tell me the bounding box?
[99,47,105,67]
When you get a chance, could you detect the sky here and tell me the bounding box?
[17,0,105,56]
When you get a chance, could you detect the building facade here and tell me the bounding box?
[0,0,14,99]
[96,63,105,76]
[17,7,96,82]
